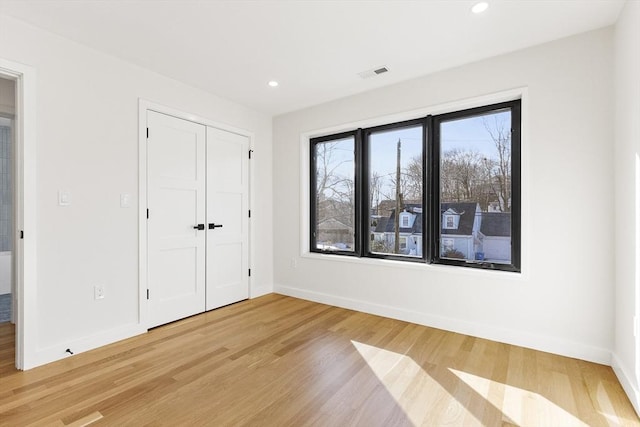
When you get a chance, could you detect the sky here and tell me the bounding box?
[369,125,422,183]
[317,109,512,200]
[441,110,511,158]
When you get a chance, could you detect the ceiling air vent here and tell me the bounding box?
[358,66,389,79]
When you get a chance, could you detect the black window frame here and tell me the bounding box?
[431,100,521,272]
[361,117,428,263]
[309,99,521,273]
[310,130,360,257]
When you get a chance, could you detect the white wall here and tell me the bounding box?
[613,0,640,414]
[0,14,273,366]
[273,28,614,364]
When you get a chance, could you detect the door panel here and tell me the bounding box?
[155,246,199,299]
[209,242,243,296]
[206,127,249,310]
[209,193,243,232]
[156,189,199,237]
[147,111,206,328]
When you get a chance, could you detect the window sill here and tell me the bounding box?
[300,251,524,278]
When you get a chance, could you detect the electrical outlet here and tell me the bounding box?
[94,285,105,300]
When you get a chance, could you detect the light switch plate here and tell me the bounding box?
[94,285,105,300]
[120,193,131,208]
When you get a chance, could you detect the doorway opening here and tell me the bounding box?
[0,76,15,326]
[0,57,35,371]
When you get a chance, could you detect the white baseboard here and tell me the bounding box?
[250,283,273,299]
[23,283,274,370]
[274,284,611,365]
[612,353,640,416]
[25,323,147,370]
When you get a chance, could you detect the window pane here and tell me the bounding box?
[369,125,423,257]
[439,109,512,263]
[314,137,355,251]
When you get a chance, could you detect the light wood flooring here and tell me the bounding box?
[0,294,638,426]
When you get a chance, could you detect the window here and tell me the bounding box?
[442,238,455,253]
[443,213,458,230]
[399,237,407,251]
[401,214,410,228]
[366,121,424,258]
[310,100,521,272]
[310,132,356,254]
[433,102,520,270]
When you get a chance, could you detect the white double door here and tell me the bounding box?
[147,111,249,328]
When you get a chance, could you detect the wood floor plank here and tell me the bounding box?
[0,294,638,426]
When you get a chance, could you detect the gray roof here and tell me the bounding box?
[441,202,478,236]
[375,203,423,234]
[373,217,389,233]
[318,218,352,231]
[480,212,511,237]
[373,202,481,236]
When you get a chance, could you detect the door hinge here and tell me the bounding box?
[147,209,149,219]
[248,269,251,277]
[146,127,149,139]
[249,149,253,159]
[20,230,23,239]
[147,289,150,300]
[248,209,251,218]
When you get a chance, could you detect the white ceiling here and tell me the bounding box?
[0,0,625,115]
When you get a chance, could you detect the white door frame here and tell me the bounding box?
[0,58,37,370]
[138,99,253,328]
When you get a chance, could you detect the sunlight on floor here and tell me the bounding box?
[352,340,595,426]
[352,340,494,425]
[596,381,632,425]
[449,368,588,427]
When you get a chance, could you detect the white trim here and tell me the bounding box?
[612,353,640,416]
[636,153,640,411]
[301,87,528,140]
[249,284,271,299]
[300,87,530,279]
[138,102,147,328]
[275,284,611,365]
[0,58,36,370]
[138,99,255,329]
[141,100,253,138]
[29,324,146,369]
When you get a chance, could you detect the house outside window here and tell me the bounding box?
[309,99,521,272]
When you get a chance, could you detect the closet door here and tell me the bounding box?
[147,111,206,328]
[206,127,250,310]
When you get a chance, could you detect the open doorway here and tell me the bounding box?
[0,77,15,326]
[0,58,35,370]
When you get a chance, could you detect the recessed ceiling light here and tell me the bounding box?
[268,80,279,87]
[471,1,489,14]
